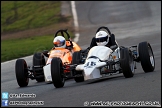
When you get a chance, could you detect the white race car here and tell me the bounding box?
[51,26,155,88]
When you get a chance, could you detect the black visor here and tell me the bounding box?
[95,36,108,42]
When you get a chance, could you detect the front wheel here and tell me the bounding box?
[51,57,65,88]
[15,59,29,87]
[138,41,155,72]
[120,47,135,78]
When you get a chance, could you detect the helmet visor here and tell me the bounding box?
[96,36,108,42]
[54,40,65,47]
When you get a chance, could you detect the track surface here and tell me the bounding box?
[1,1,161,107]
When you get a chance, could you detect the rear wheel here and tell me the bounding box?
[72,51,84,82]
[138,41,155,72]
[33,53,45,82]
[120,47,135,78]
[51,57,65,88]
[15,59,29,87]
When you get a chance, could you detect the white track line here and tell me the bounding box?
[1,55,33,64]
[71,1,80,43]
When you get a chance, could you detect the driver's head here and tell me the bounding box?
[53,36,66,48]
[95,31,109,46]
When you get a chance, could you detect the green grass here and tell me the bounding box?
[1,1,65,33]
[1,1,74,62]
[1,35,53,62]
[1,31,74,62]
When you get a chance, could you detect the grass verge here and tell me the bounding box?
[1,31,74,63]
[1,1,74,62]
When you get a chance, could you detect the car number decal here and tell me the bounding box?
[84,61,96,68]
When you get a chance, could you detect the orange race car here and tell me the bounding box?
[15,29,86,87]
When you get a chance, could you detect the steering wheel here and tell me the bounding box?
[96,26,112,36]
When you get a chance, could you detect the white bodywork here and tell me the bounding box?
[76,46,120,81]
[43,64,52,83]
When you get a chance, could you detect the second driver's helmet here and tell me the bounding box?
[95,30,109,46]
[53,36,66,48]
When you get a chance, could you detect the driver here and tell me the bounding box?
[90,30,118,49]
[82,30,118,53]
[42,36,66,57]
[53,36,66,48]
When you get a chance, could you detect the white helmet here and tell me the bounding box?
[95,31,109,46]
[53,36,66,48]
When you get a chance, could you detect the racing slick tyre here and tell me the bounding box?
[51,57,65,88]
[120,47,135,78]
[72,51,84,82]
[138,41,155,72]
[33,53,46,82]
[15,59,29,87]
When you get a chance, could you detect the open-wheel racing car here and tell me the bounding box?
[51,26,155,88]
[15,29,82,87]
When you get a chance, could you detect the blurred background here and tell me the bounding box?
[1,1,73,62]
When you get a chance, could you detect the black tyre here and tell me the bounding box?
[33,53,46,82]
[72,51,84,82]
[15,59,29,87]
[138,41,155,72]
[120,47,135,78]
[51,57,65,88]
